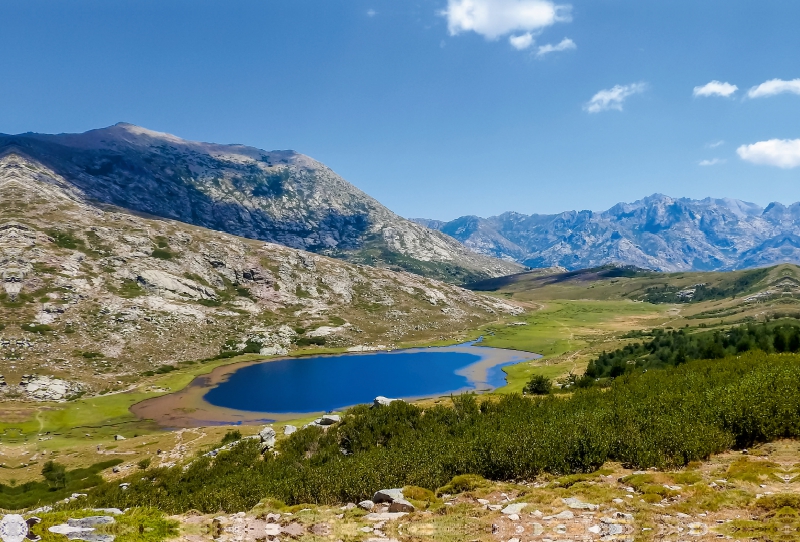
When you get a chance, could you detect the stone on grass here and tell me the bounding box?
[501,503,527,515]
[387,499,415,513]
[358,500,375,511]
[363,512,408,521]
[562,497,599,510]
[373,488,404,503]
[283,425,297,436]
[67,517,115,528]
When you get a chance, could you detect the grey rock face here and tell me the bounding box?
[0,124,522,283]
[420,194,800,272]
[67,517,115,528]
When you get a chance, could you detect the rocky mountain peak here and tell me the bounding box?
[421,194,800,272]
[0,125,522,284]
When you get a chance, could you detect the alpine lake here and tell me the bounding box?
[132,341,540,427]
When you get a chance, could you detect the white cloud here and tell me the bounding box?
[442,0,571,40]
[536,37,576,57]
[699,158,725,166]
[509,32,534,50]
[737,139,800,168]
[367,9,377,17]
[584,83,647,113]
[693,81,737,98]
[746,78,800,99]
[706,140,725,148]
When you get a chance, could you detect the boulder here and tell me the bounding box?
[259,427,276,451]
[358,500,375,511]
[283,425,297,436]
[67,517,115,528]
[562,497,599,511]
[114,435,126,441]
[501,503,527,515]
[387,499,415,513]
[373,488,404,503]
[373,396,402,407]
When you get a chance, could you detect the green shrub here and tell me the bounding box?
[151,248,174,260]
[436,474,490,496]
[83,352,800,513]
[137,458,152,470]
[524,374,552,395]
[221,430,243,445]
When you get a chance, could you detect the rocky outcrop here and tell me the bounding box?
[418,194,800,272]
[0,124,522,283]
[0,152,523,398]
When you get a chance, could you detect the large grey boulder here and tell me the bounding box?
[259,426,276,451]
[373,396,401,407]
[283,425,297,436]
[373,488,404,503]
[318,415,340,425]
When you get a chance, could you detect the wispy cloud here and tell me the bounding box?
[442,0,571,41]
[746,78,800,99]
[536,37,576,57]
[737,139,800,168]
[699,158,725,166]
[584,83,647,113]
[367,9,377,17]
[509,32,534,50]
[693,81,737,98]
[706,140,725,148]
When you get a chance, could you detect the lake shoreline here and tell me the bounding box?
[130,344,540,428]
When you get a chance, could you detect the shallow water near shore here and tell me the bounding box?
[132,342,539,427]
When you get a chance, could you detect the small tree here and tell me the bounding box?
[137,458,152,470]
[524,374,552,395]
[41,460,66,489]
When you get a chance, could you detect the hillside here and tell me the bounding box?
[0,152,522,400]
[0,124,523,284]
[415,193,800,271]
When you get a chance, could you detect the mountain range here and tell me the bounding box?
[0,123,522,284]
[414,194,800,272]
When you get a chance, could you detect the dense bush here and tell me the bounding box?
[0,459,122,510]
[523,374,552,395]
[87,351,800,513]
[586,318,800,379]
[640,267,769,303]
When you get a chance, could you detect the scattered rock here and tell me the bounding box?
[387,499,415,513]
[562,497,599,510]
[283,425,297,436]
[363,512,408,521]
[501,503,527,515]
[358,500,375,511]
[67,517,115,528]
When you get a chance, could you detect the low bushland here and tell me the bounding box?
[586,318,800,378]
[87,351,800,513]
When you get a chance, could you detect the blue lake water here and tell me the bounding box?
[203,345,536,414]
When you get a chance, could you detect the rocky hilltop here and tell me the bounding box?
[416,194,800,272]
[0,152,521,398]
[0,124,521,284]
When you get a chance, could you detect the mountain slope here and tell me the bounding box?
[0,124,522,284]
[419,194,800,272]
[0,152,521,399]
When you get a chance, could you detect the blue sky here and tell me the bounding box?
[1,1,799,220]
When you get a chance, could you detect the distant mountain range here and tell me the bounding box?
[413,194,800,272]
[0,123,522,284]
